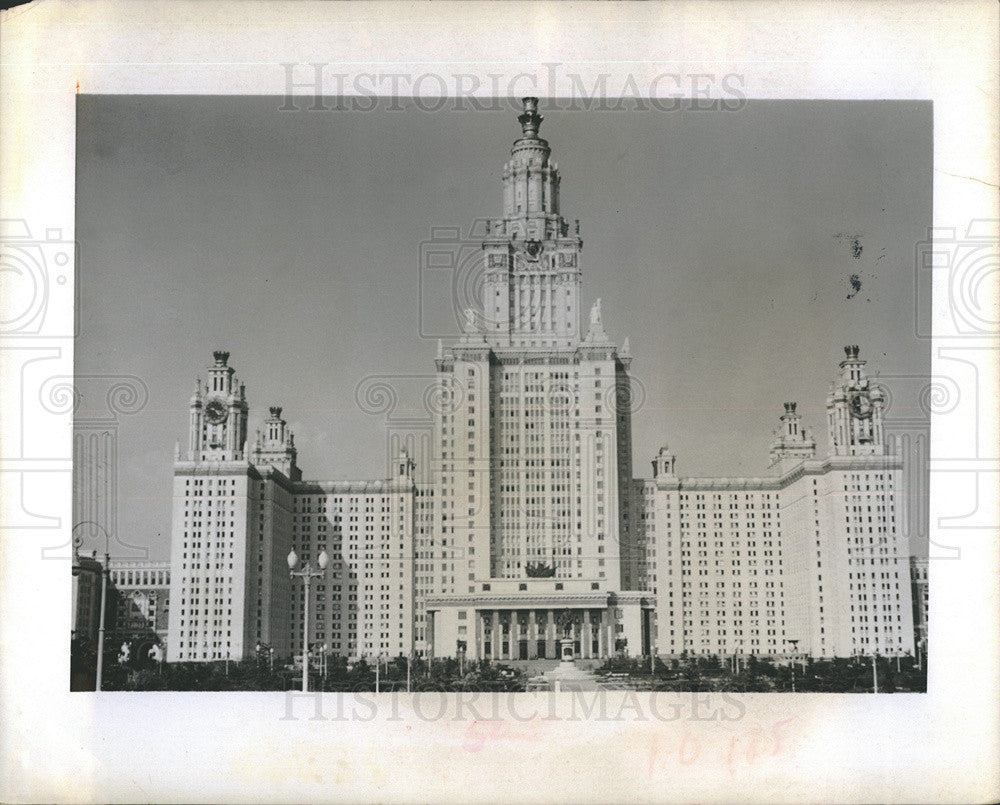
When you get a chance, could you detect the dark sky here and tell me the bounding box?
[76,96,931,560]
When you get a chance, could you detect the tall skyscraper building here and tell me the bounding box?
[166,99,917,665]
[167,351,294,662]
[422,98,649,661]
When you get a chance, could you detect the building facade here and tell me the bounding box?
[165,98,917,664]
[166,352,415,663]
[420,98,650,661]
[642,347,915,659]
[108,559,171,652]
[910,556,929,662]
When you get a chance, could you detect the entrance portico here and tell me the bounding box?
[425,580,654,662]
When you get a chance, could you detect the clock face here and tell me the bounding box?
[850,391,873,419]
[204,397,228,425]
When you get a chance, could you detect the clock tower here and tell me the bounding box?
[187,350,249,462]
[827,345,886,456]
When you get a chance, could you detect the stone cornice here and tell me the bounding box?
[439,344,629,364]
[107,559,171,570]
[173,460,258,479]
[425,590,654,610]
[294,478,414,495]
[651,453,904,492]
[173,461,413,496]
[491,349,578,364]
[448,345,492,360]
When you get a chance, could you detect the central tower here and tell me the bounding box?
[480,97,583,348]
[429,98,635,599]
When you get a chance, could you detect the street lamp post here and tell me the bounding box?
[73,522,113,692]
[288,548,328,693]
[872,651,879,694]
[95,548,110,690]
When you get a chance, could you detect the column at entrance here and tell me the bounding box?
[508,611,517,660]
[545,610,555,659]
[492,610,500,661]
[597,609,606,658]
[528,610,538,660]
[474,611,482,661]
[583,610,592,659]
[426,611,434,660]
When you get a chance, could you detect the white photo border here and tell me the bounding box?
[1,2,997,802]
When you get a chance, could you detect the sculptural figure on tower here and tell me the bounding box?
[590,298,602,328]
[585,298,609,343]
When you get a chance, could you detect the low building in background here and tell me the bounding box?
[107,560,171,656]
[910,556,929,662]
[72,550,104,647]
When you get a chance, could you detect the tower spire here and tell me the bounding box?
[477,95,584,348]
[517,97,543,138]
[769,401,816,470]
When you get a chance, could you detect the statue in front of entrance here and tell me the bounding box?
[556,608,577,638]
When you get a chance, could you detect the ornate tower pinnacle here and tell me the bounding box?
[517,97,543,138]
[827,346,886,456]
[479,97,583,348]
[652,445,677,479]
[186,351,248,462]
[251,404,299,480]
[769,401,817,469]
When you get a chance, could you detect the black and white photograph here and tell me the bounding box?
[70,93,932,696]
[1,2,997,803]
